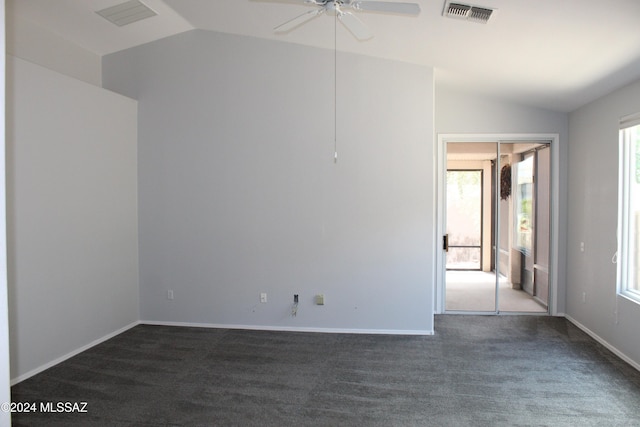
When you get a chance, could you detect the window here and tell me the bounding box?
[515,155,534,254]
[618,115,640,302]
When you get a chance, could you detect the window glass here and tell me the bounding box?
[618,123,640,300]
[515,156,533,254]
[446,170,482,270]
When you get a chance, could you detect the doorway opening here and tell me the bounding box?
[436,135,558,315]
[446,170,483,271]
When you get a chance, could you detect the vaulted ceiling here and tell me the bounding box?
[7,0,640,112]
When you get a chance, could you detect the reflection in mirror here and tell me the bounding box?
[445,141,550,313]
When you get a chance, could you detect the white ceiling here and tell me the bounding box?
[7,0,640,112]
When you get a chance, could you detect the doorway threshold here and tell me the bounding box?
[445,270,548,314]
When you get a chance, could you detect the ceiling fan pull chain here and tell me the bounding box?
[334,11,338,164]
[270,0,421,163]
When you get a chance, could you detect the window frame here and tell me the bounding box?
[617,114,640,303]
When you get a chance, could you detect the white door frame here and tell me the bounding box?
[1,1,11,425]
[435,133,560,316]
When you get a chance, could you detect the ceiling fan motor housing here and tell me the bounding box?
[326,1,340,15]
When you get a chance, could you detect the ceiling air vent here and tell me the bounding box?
[444,2,495,24]
[96,0,157,27]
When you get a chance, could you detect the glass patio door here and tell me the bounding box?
[446,170,483,270]
[445,144,496,312]
[444,141,550,314]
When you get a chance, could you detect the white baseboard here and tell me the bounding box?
[141,320,434,336]
[11,321,141,385]
[9,319,431,385]
[564,315,640,372]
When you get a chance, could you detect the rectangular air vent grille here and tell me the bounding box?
[444,2,494,23]
[468,6,493,23]
[447,3,471,18]
[96,0,157,27]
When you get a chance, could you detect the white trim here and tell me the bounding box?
[0,4,9,427]
[620,290,640,305]
[616,125,640,303]
[445,310,546,316]
[10,321,141,385]
[434,135,447,314]
[565,315,640,373]
[620,111,640,129]
[141,320,434,336]
[435,133,561,315]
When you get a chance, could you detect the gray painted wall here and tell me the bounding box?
[6,56,140,380]
[103,30,434,333]
[567,78,640,366]
[435,83,569,314]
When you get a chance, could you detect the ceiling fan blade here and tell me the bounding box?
[274,8,324,33]
[351,1,421,15]
[252,0,321,4]
[338,12,373,41]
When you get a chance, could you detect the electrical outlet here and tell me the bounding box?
[580,242,585,252]
[315,294,325,305]
[294,294,299,303]
[167,290,174,300]
[260,293,267,303]
[582,292,586,303]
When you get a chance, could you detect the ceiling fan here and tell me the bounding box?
[273,0,421,41]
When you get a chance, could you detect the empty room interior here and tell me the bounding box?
[2,0,640,425]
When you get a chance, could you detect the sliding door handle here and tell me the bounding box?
[443,234,449,252]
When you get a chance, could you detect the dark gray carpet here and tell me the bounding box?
[10,315,640,426]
